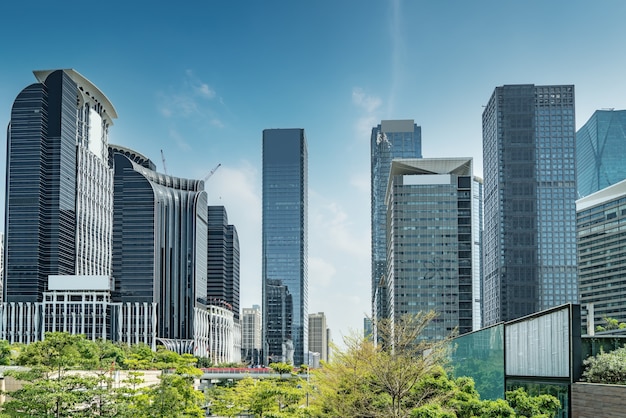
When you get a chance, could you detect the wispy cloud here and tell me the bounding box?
[352,87,382,113]
[157,70,225,143]
[168,128,191,151]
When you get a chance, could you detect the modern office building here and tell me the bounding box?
[385,158,482,339]
[308,312,328,363]
[4,69,116,304]
[371,120,422,325]
[576,179,626,330]
[262,128,308,366]
[112,150,208,347]
[208,206,240,321]
[482,84,578,326]
[577,109,626,198]
[242,305,262,365]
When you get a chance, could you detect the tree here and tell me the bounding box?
[208,376,308,418]
[308,312,561,418]
[505,388,561,418]
[0,340,12,365]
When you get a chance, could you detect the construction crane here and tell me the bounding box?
[203,163,221,183]
[160,149,168,175]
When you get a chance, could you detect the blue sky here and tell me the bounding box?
[2,1,626,347]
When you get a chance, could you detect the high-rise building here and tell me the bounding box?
[208,206,240,321]
[371,120,422,324]
[576,179,626,331]
[262,128,308,366]
[4,69,116,303]
[242,305,262,365]
[577,109,626,198]
[386,158,482,339]
[482,84,577,326]
[112,151,208,345]
[308,312,328,363]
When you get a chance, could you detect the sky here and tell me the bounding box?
[2,1,626,349]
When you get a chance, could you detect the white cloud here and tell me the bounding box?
[197,83,216,99]
[168,128,191,151]
[352,87,382,113]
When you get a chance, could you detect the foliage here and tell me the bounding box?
[269,362,294,376]
[0,340,12,366]
[505,387,560,418]
[1,332,206,417]
[582,345,626,384]
[208,376,308,417]
[595,316,626,332]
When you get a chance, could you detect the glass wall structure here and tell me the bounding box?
[207,206,240,321]
[262,129,308,366]
[371,120,422,324]
[577,109,626,198]
[4,69,117,303]
[386,158,481,338]
[576,179,626,330]
[308,312,328,363]
[482,85,577,326]
[449,324,505,400]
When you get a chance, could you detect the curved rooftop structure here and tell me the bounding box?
[33,69,118,123]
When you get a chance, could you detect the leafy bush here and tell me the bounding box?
[582,346,626,384]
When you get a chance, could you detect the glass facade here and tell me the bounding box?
[112,152,208,341]
[4,69,117,303]
[262,129,308,366]
[482,85,577,326]
[207,206,240,321]
[370,120,421,324]
[577,109,626,198]
[386,158,481,339]
[576,180,626,330]
[449,324,505,400]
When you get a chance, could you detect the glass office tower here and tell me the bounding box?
[386,158,482,339]
[4,69,116,303]
[482,85,577,326]
[370,120,422,325]
[112,151,208,342]
[262,129,308,366]
[577,109,626,198]
[207,206,240,321]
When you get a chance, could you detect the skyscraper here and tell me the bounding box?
[208,206,240,321]
[308,312,328,363]
[4,69,116,303]
[386,158,482,339]
[482,84,577,326]
[262,128,308,366]
[371,120,421,324]
[112,151,208,343]
[242,305,262,365]
[577,109,626,198]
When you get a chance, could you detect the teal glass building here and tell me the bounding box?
[262,129,308,365]
[370,120,421,325]
[577,109,626,198]
[482,85,578,326]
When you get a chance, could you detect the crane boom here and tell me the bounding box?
[160,149,168,175]
[203,163,221,182]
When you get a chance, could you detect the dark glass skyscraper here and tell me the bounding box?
[112,152,208,341]
[577,109,626,198]
[370,120,421,324]
[207,205,240,321]
[4,69,116,303]
[262,128,308,365]
[482,84,577,326]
